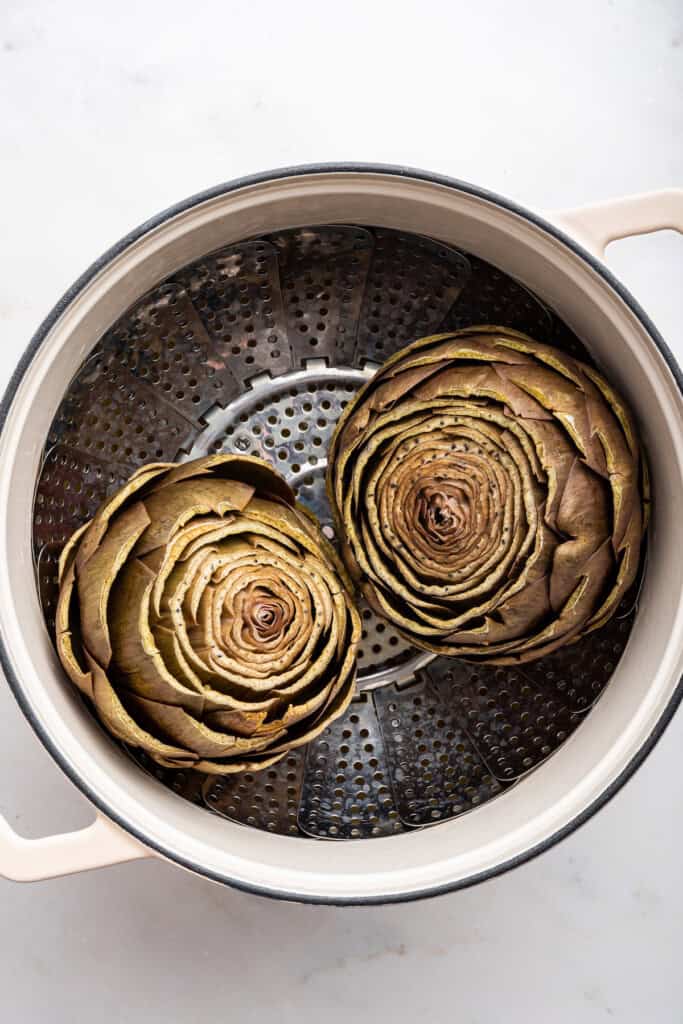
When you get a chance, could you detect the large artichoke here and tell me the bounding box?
[56,455,360,772]
[328,326,648,663]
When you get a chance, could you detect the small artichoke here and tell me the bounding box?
[56,455,360,773]
[328,327,648,663]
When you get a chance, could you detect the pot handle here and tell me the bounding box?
[551,188,683,258]
[0,810,150,882]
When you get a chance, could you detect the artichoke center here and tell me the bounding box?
[243,587,290,641]
[418,485,470,539]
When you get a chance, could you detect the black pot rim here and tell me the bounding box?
[2,162,682,905]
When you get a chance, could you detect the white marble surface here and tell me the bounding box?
[1,1,682,1020]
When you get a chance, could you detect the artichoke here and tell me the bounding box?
[55,454,360,773]
[328,326,648,664]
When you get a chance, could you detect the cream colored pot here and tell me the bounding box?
[1,166,682,903]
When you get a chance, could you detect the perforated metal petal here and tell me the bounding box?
[103,281,241,419]
[186,363,366,525]
[203,751,305,835]
[33,445,130,554]
[425,657,578,783]
[374,675,503,826]
[174,240,292,383]
[424,590,637,783]
[127,749,207,807]
[47,355,199,470]
[298,693,403,839]
[516,591,638,718]
[267,226,373,367]
[353,230,470,365]
[441,254,554,340]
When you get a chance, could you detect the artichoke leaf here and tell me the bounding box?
[85,651,197,766]
[76,502,151,668]
[134,478,255,557]
[126,693,287,758]
[109,559,205,711]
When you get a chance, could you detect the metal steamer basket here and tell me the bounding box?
[1,167,682,903]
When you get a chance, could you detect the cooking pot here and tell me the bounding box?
[1,165,682,903]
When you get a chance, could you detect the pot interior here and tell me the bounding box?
[2,172,682,901]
